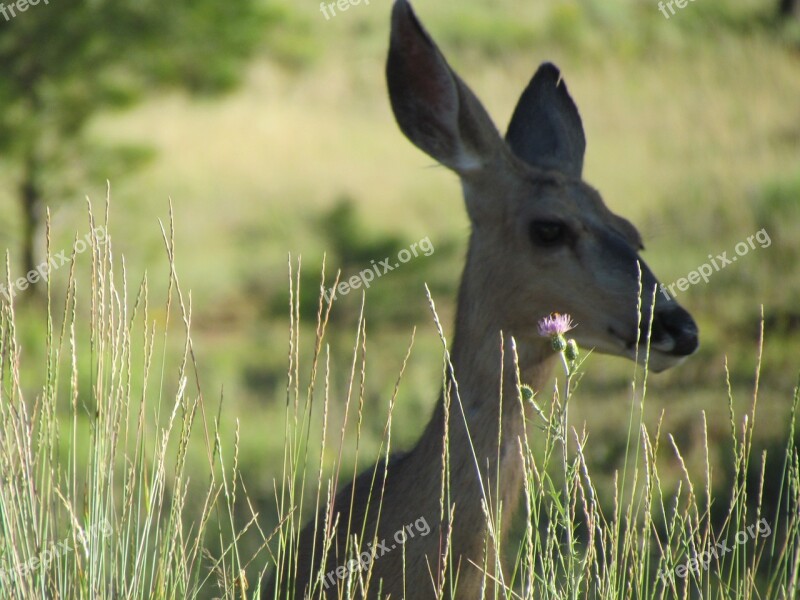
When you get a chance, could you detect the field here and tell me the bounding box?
[0,0,799,597]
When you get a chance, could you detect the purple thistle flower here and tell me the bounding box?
[537,312,575,338]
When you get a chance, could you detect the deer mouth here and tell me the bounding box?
[606,314,699,373]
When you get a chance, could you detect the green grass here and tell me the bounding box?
[1,206,798,597]
[0,204,270,598]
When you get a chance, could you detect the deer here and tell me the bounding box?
[263,0,699,598]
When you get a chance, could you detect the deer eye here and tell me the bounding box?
[529,220,568,247]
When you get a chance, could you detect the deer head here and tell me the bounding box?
[387,0,698,374]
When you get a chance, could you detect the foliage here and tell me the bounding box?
[0,0,294,277]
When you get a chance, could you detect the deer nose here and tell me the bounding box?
[650,305,699,356]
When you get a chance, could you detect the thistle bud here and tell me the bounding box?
[565,339,579,362]
[551,334,567,353]
[520,384,535,402]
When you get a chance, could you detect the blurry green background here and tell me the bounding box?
[1,0,799,591]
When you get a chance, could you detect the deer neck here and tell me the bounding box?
[411,258,558,526]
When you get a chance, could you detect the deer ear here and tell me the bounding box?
[386,0,502,173]
[505,63,586,179]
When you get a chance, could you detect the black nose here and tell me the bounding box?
[649,305,699,356]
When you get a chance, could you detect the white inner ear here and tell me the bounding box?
[452,148,484,173]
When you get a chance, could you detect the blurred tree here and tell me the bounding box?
[0,0,286,293]
[780,0,799,20]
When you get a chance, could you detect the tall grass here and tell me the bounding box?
[0,201,798,598]
[0,198,266,599]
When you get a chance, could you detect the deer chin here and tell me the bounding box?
[570,328,690,373]
[622,334,693,373]
[633,347,690,373]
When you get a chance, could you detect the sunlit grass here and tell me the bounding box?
[0,199,797,598]
[0,199,269,598]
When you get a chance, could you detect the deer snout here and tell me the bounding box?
[648,304,699,357]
